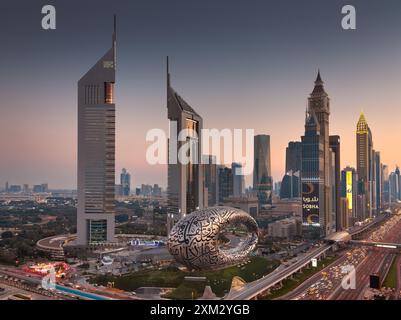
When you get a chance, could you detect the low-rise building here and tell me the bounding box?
[267,218,302,240]
[222,195,259,218]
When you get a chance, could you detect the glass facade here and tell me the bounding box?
[87,219,108,244]
[185,118,199,213]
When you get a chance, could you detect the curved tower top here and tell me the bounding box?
[357,112,369,134]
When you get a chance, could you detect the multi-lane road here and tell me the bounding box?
[282,210,401,300]
[227,244,332,300]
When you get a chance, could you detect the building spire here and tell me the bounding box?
[167,56,170,88]
[315,69,323,85]
[112,15,117,66]
[112,15,116,44]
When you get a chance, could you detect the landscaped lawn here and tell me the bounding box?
[90,256,279,299]
[383,255,399,289]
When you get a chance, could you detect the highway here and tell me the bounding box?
[282,210,401,300]
[330,215,401,300]
[226,244,332,300]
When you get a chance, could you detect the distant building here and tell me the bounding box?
[382,164,390,205]
[223,195,259,218]
[356,194,367,223]
[274,181,281,196]
[268,218,302,240]
[285,141,302,173]
[152,184,162,197]
[396,167,401,201]
[389,167,401,203]
[340,197,350,229]
[253,135,272,207]
[341,166,358,225]
[9,185,22,193]
[232,163,245,197]
[23,184,29,193]
[329,135,341,231]
[203,155,218,207]
[120,168,131,196]
[141,184,153,196]
[269,199,302,217]
[115,184,123,197]
[280,171,300,199]
[218,166,233,203]
[33,184,48,193]
[375,152,382,212]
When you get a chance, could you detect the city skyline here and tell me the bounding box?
[1,0,401,189]
[3,1,401,304]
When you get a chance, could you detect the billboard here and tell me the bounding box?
[302,182,320,225]
[346,171,353,210]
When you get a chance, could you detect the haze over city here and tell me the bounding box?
[3,0,401,307]
[1,0,401,189]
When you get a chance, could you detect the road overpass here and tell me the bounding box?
[350,240,401,249]
[225,244,332,300]
[348,213,389,237]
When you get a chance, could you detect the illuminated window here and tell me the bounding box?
[104,82,114,104]
[185,119,198,138]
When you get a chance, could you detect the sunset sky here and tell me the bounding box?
[1,0,401,189]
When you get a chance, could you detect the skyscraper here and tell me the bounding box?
[166,57,204,233]
[285,141,302,173]
[120,168,131,196]
[76,17,117,245]
[389,170,400,203]
[374,152,382,212]
[232,162,245,197]
[396,167,401,201]
[390,166,401,202]
[301,108,324,238]
[203,155,218,207]
[281,141,302,199]
[341,166,358,226]
[253,135,272,207]
[301,71,332,238]
[382,164,390,205]
[218,166,233,203]
[280,171,300,199]
[329,135,341,231]
[356,112,372,220]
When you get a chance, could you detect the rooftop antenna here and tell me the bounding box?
[113,14,117,43]
[167,56,170,88]
[113,15,117,66]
